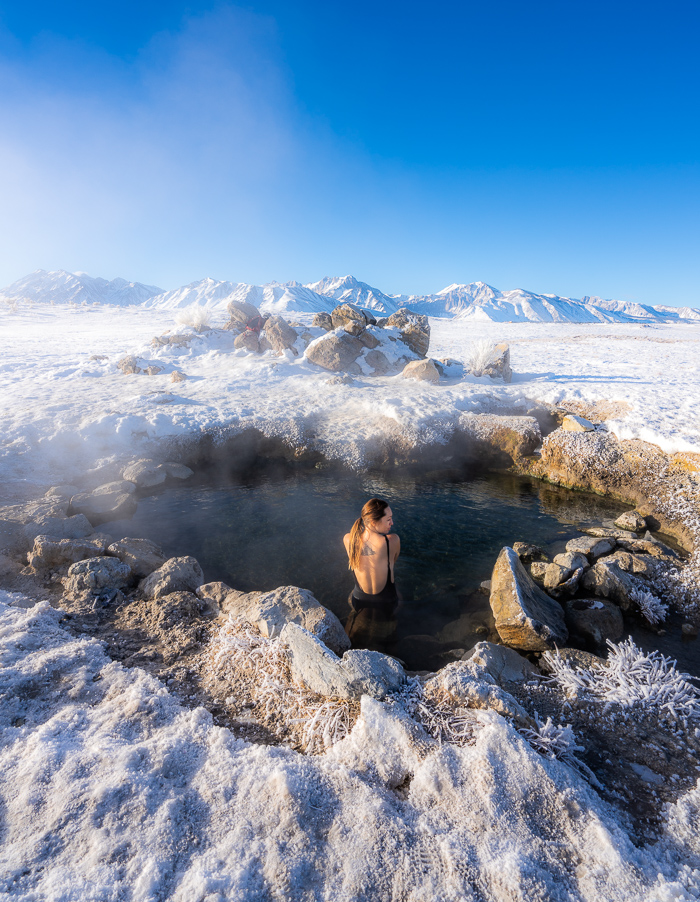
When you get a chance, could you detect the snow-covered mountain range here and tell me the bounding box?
[2,269,699,324]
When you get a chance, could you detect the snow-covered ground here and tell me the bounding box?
[2,305,700,900]
[1,305,699,494]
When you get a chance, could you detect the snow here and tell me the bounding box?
[2,596,699,901]
[2,291,700,899]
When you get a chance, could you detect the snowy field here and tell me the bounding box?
[1,305,699,496]
[2,305,700,901]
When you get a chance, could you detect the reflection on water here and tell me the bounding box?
[108,467,646,670]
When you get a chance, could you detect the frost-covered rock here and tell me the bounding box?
[200,584,350,655]
[614,510,647,532]
[489,546,568,651]
[553,551,589,573]
[305,331,364,374]
[23,514,93,543]
[107,537,168,579]
[234,330,260,353]
[263,315,298,354]
[226,298,260,328]
[425,660,531,723]
[562,414,596,432]
[163,462,194,480]
[69,489,137,525]
[457,413,541,462]
[121,459,167,487]
[401,358,440,383]
[461,640,539,684]
[331,303,370,336]
[581,559,640,610]
[380,308,430,357]
[27,534,112,570]
[565,535,616,560]
[564,598,624,647]
[62,556,131,599]
[312,311,333,331]
[547,566,585,600]
[281,623,404,699]
[116,354,141,374]
[139,556,204,600]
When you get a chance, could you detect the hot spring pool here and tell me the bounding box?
[105,465,690,671]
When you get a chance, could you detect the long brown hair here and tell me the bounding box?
[347,498,389,571]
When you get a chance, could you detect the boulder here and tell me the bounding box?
[117,355,141,375]
[461,641,539,684]
[23,515,93,543]
[565,535,616,560]
[475,342,512,383]
[529,561,548,583]
[540,647,605,673]
[107,537,168,579]
[330,303,369,336]
[424,661,531,724]
[207,584,350,655]
[227,299,260,328]
[27,534,112,570]
[281,623,405,699]
[122,459,167,488]
[234,330,260,353]
[546,567,585,600]
[382,309,430,357]
[312,312,333,331]
[364,349,391,375]
[513,542,547,563]
[615,537,679,561]
[581,560,641,611]
[544,563,572,589]
[401,359,440,384]
[489,546,568,651]
[562,414,595,432]
[564,598,624,647]
[358,330,380,349]
[457,413,542,462]
[44,485,81,502]
[140,556,204,600]
[305,332,364,374]
[614,510,647,533]
[604,549,657,577]
[69,490,138,525]
[553,551,589,572]
[170,371,187,383]
[579,526,632,540]
[91,480,136,496]
[163,462,194,480]
[263,316,298,354]
[62,556,132,599]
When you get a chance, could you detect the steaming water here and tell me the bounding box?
[104,466,698,671]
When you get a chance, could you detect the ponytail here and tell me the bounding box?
[346,498,389,571]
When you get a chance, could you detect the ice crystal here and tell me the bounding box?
[517,713,602,787]
[467,339,498,376]
[629,587,669,625]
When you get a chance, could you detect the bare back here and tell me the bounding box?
[343,529,400,595]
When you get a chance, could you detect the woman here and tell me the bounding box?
[343,498,400,649]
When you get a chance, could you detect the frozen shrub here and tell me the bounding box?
[175,304,213,333]
[629,587,669,625]
[467,339,498,376]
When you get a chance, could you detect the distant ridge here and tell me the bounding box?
[2,269,699,324]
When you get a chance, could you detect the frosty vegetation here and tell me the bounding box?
[629,586,669,625]
[466,338,498,375]
[174,303,213,333]
[543,638,700,720]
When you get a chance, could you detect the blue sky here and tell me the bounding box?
[0,0,698,305]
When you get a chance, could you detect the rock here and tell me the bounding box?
[357,330,380,350]
[579,526,632,540]
[475,342,512,383]
[604,550,657,577]
[529,561,548,583]
[234,330,260,353]
[553,551,589,572]
[27,534,112,569]
[227,299,261,328]
[144,366,163,376]
[401,359,440,384]
[163,462,194,480]
[382,309,430,357]
[210,584,350,655]
[263,316,298,354]
[539,647,605,673]
[170,370,187,383]
[312,312,333,331]
[122,459,167,488]
[364,349,391,375]
[91,480,137,496]
[682,622,698,638]
[513,542,548,563]
[544,563,572,589]
[565,535,616,560]
[117,355,141,375]
[562,414,596,432]
[325,374,356,386]
[305,332,364,374]
[581,560,641,611]
[281,623,405,699]
[479,580,492,595]
[547,567,585,600]
[565,598,624,647]
[62,556,132,599]
[457,413,542,462]
[424,661,531,724]
[330,304,369,336]
[69,490,138,525]
[615,537,679,562]
[489,546,568,651]
[461,641,539,684]
[139,556,204,600]
[614,510,647,532]
[107,537,168,579]
[23,515,94,543]
[141,591,205,658]
[44,485,81,501]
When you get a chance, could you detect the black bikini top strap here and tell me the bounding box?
[384,535,391,576]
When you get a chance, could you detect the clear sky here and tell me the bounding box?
[0,0,698,305]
